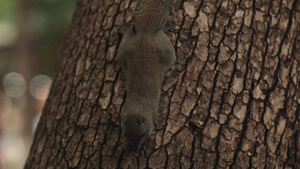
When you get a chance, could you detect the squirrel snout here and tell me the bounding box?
[122,141,141,151]
[121,114,152,151]
[122,132,146,151]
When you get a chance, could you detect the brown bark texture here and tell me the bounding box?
[25,0,300,168]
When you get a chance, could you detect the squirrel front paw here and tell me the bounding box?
[118,21,135,35]
[162,18,172,32]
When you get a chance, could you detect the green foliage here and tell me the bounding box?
[30,0,76,40]
[0,0,17,23]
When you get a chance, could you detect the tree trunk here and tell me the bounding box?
[25,0,300,168]
[14,0,36,151]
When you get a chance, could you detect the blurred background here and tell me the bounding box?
[0,0,76,168]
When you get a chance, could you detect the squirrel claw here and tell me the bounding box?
[162,18,172,32]
[118,21,134,35]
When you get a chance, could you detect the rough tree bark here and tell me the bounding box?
[25,0,300,168]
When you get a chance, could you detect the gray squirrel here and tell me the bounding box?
[116,0,176,151]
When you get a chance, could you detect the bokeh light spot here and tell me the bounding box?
[2,72,26,98]
[29,75,52,100]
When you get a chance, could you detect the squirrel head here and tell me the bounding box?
[121,113,153,151]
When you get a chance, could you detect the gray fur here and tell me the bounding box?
[117,0,175,151]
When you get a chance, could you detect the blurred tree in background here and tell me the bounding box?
[0,0,76,77]
[0,0,76,168]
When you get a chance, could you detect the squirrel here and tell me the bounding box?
[116,0,176,151]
